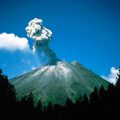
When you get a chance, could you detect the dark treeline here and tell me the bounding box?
[0,68,120,119]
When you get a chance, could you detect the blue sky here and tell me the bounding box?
[0,0,120,81]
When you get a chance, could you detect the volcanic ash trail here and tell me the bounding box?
[25,18,58,65]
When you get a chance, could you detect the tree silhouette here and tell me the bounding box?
[99,85,107,100]
[0,69,16,111]
[114,68,120,111]
[26,92,34,112]
[36,100,42,112]
[90,87,98,105]
[116,68,120,88]
[36,100,43,119]
[0,69,2,75]
[81,94,89,109]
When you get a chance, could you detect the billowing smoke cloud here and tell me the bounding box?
[25,18,58,65]
[26,18,52,42]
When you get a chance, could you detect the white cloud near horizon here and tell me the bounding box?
[31,66,37,70]
[102,67,119,84]
[0,33,30,51]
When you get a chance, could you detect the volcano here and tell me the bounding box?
[11,61,109,105]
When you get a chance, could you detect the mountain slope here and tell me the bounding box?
[11,61,109,105]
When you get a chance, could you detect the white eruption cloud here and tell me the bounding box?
[25,18,58,65]
[25,18,52,42]
[102,67,119,84]
[0,33,30,51]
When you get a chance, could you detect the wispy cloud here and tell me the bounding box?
[102,67,119,84]
[21,59,31,65]
[22,71,27,74]
[31,66,37,70]
[0,33,30,51]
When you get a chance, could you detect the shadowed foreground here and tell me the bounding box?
[0,68,120,120]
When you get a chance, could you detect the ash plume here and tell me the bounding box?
[25,18,58,65]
